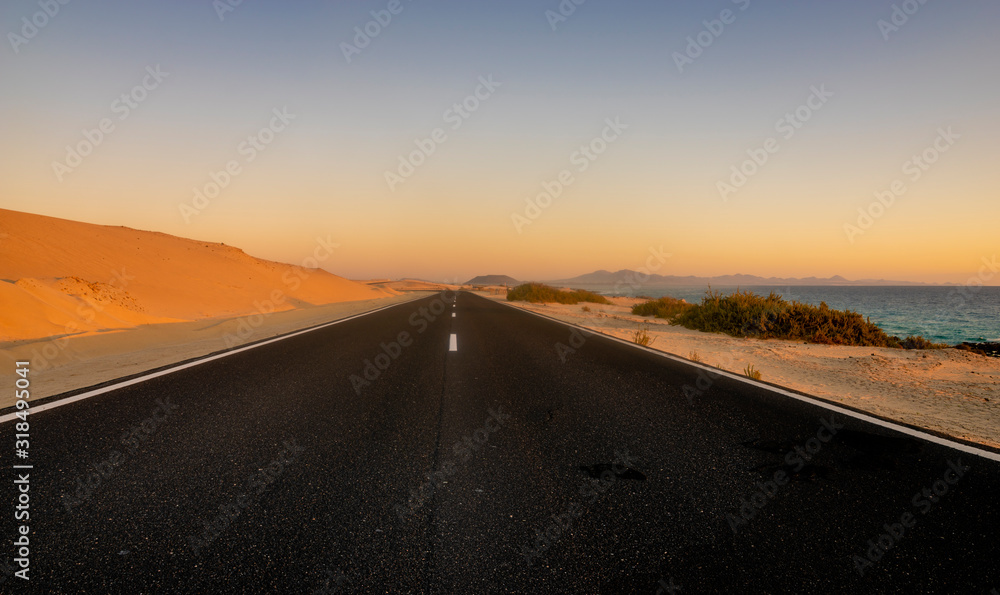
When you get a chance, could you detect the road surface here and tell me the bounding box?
[2,291,998,593]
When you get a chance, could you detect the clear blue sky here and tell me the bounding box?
[2,0,998,283]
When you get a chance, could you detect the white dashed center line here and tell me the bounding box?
[449,334,458,352]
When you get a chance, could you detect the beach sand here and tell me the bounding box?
[482,292,1000,450]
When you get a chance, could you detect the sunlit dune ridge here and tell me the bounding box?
[0,208,394,342]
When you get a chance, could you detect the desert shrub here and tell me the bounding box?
[900,335,947,350]
[670,288,937,349]
[631,296,692,320]
[744,364,762,381]
[507,283,611,305]
[632,323,655,347]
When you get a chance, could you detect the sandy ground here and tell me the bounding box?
[480,292,1000,450]
[0,292,427,409]
[0,207,422,408]
[0,208,395,342]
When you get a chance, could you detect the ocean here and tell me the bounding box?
[580,284,1000,346]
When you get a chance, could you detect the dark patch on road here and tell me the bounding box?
[751,462,832,482]
[837,429,924,470]
[739,437,803,455]
[579,463,647,481]
[599,571,665,594]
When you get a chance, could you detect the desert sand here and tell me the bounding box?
[481,292,1000,450]
[0,275,461,407]
[0,293,426,408]
[0,208,395,343]
[0,208,422,406]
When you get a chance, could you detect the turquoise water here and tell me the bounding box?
[583,285,999,346]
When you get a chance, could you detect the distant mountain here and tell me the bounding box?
[546,270,942,288]
[465,275,520,286]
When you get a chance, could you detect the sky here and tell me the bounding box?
[1,0,998,284]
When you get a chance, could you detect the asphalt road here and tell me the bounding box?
[2,291,998,593]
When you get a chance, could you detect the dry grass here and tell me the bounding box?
[632,323,655,347]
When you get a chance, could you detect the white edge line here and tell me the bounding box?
[492,297,1000,463]
[1,294,430,424]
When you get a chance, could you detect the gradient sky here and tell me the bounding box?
[2,0,998,284]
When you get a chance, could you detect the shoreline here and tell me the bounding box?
[542,283,998,348]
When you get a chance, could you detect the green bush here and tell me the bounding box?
[506,283,611,305]
[631,296,692,320]
[669,288,939,349]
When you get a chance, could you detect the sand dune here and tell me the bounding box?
[0,208,394,342]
